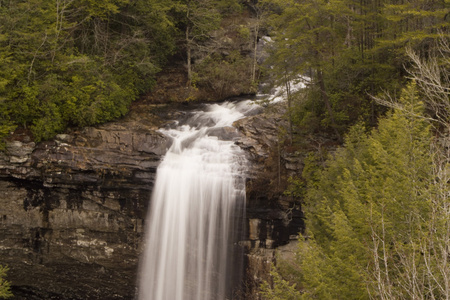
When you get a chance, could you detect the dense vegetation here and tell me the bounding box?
[0,0,255,145]
[264,77,450,299]
[260,0,448,140]
[0,0,173,143]
[259,0,449,298]
[3,0,444,144]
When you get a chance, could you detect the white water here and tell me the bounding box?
[257,75,310,103]
[255,35,310,104]
[138,100,259,300]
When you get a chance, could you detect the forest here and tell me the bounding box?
[258,0,449,298]
[0,0,449,298]
[0,0,447,143]
[0,0,248,144]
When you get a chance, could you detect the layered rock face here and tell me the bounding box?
[0,114,168,299]
[0,101,303,299]
[234,104,304,298]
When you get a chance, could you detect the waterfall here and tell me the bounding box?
[138,100,258,300]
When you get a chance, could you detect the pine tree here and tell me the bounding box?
[0,265,12,299]
[265,82,450,299]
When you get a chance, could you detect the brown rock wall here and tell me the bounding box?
[0,116,168,299]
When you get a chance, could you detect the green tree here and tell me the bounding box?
[302,83,436,299]
[0,265,12,299]
[194,51,253,99]
[172,0,222,84]
[246,0,271,85]
[265,0,356,141]
[0,0,177,144]
[263,0,448,143]
[261,265,301,300]
[265,82,450,299]
[371,38,450,299]
[381,0,449,50]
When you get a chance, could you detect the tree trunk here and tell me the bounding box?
[252,23,259,84]
[284,73,293,144]
[317,70,342,142]
[186,25,192,86]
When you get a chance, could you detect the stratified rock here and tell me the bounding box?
[234,102,304,298]
[0,113,169,299]
[6,141,35,157]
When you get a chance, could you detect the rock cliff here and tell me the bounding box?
[0,109,168,299]
[0,100,303,299]
[234,103,304,298]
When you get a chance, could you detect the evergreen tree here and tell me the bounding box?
[0,265,12,299]
[0,0,178,142]
[263,82,450,299]
[171,0,222,84]
[263,0,448,141]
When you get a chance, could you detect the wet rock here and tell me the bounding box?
[206,126,240,140]
[55,134,73,143]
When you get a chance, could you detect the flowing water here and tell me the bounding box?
[138,100,259,300]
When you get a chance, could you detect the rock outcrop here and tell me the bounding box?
[0,111,168,299]
[234,103,304,298]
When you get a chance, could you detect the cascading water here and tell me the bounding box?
[138,100,259,300]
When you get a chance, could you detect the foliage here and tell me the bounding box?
[194,51,253,99]
[0,0,258,144]
[260,265,301,300]
[267,82,450,299]
[0,265,12,299]
[0,89,16,149]
[0,0,178,143]
[301,83,437,299]
[262,0,449,139]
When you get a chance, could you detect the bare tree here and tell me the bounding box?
[247,0,270,85]
[373,35,450,129]
[182,0,221,85]
[407,40,450,127]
